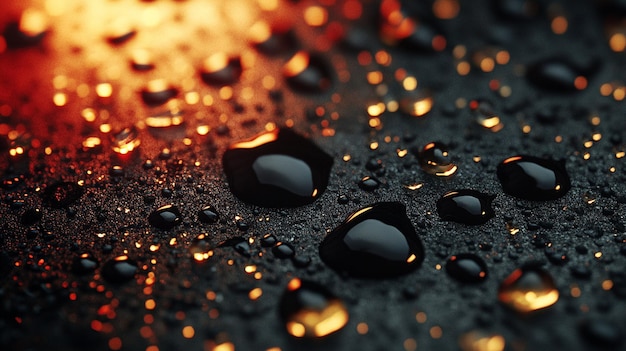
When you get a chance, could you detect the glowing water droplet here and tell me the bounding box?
[497,155,570,200]
[200,53,242,86]
[470,100,503,132]
[283,51,333,93]
[417,142,457,177]
[3,9,48,49]
[319,202,425,278]
[111,126,141,155]
[141,79,178,106]
[190,234,214,262]
[148,205,182,230]
[222,128,333,207]
[498,265,559,312]
[446,253,488,283]
[399,91,434,117]
[437,190,495,225]
[279,278,349,338]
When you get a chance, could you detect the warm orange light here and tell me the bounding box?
[433,0,460,19]
[610,33,626,52]
[457,61,470,76]
[249,21,272,44]
[551,16,568,34]
[182,326,195,339]
[286,300,349,338]
[231,130,279,149]
[503,156,522,164]
[96,83,113,98]
[204,53,229,73]
[284,51,309,77]
[574,76,587,90]
[304,6,328,27]
[20,9,48,36]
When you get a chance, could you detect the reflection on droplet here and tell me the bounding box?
[417,142,457,177]
[437,190,495,225]
[497,155,570,200]
[198,205,219,224]
[200,53,242,86]
[148,205,182,230]
[446,253,488,283]
[498,265,559,312]
[399,91,434,117]
[190,234,214,262]
[141,79,178,106]
[526,58,592,91]
[111,126,141,155]
[3,9,48,49]
[279,278,349,338]
[379,0,446,52]
[470,100,503,132]
[319,202,425,278]
[131,49,154,71]
[222,128,333,207]
[145,109,184,128]
[283,51,333,93]
[459,331,506,351]
[72,253,98,275]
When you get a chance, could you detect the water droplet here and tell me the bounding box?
[190,234,214,262]
[437,190,495,225]
[358,176,380,191]
[261,234,277,247]
[379,3,446,52]
[283,51,332,93]
[417,142,457,177]
[459,331,506,351]
[319,202,425,278]
[43,181,84,208]
[72,253,98,275]
[111,126,141,155]
[148,205,182,230]
[497,155,570,200]
[145,109,184,129]
[105,19,136,45]
[446,253,488,283]
[498,265,559,312]
[102,256,138,283]
[219,237,251,257]
[470,100,504,132]
[222,128,333,207]
[272,242,295,259]
[279,278,349,338]
[3,9,48,49]
[20,208,42,226]
[249,20,295,54]
[141,79,178,106]
[399,91,434,117]
[526,58,591,91]
[130,49,154,71]
[200,53,242,86]
[198,205,219,224]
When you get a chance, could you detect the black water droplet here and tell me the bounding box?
[358,176,380,191]
[219,237,251,257]
[3,11,48,49]
[222,128,333,207]
[101,256,137,283]
[72,253,99,275]
[526,58,591,91]
[279,278,349,338]
[261,234,277,247]
[190,234,214,262]
[283,51,333,93]
[148,205,182,230]
[43,182,84,208]
[249,21,296,55]
[319,202,425,278]
[446,253,488,283]
[273,242,295,259]
[497,155,570,200]
[20,208,42,226]
[437,190,495,225]
[416,142,457,177]
[198,205,219,224]
[141,79,178,106]
[200,54,242,86]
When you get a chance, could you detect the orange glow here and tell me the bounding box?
[182,326,195,339]
[287,278,301,291]
[304,6,328,27]
[20,9,48,36]
[457,61,470,75]
[249,288,263,300]
[231,130,278,149]
[432,35,447,51]
[249,21,272,44]
[204,53,229,73]
[96,83,113,98]
[574,76,587,90]
[284,51,309,77]
[551,16,568,34]
[503,156,522,164]
[343,0,363,20]
[285,300,349,338]
[108,337,122,351]
[610,33,626,52]
[433,0,460,19]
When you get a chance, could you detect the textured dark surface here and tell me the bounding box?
[1,1,626,351]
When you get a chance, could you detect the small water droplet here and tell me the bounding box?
[130,49,154,71]
[111,126,141,155]
[222,128,333,207]
[526,58,592,91]
[141,79,178,106]
[261,234,277,247]
[219,237,251,257]
[319,202,425,278]
[72,253,98,275]
[417,142,457,177]
[102,256,138,283]
[279,278,349,338]
[3,9,48,49]
[249,20,295,54]
[148,205,182,230]
[272,242,295,259]
[200,53,242,86]
[470,100,504,132]
[43,181,84,208]
[283,51,333,93]
[399,90,434,117]
[358,176,380,191]
[459,331,506,351]
[437,190,495,225]
[498,265,559,312]
[190,234,214,262]
[445,253,488,283]
[198,205,219,224]
[497,155,570,200]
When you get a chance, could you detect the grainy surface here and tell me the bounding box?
[1,1,625,351]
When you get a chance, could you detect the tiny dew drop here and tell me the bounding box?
[436,190,495,225]
[279,278,349,338]
[358,176,380,191]
[497,155,570,200]
[445,253,488,283]
[72,253,98,275]
[416,142,457,177]
[498,265,559,312]
[319,202,425,278]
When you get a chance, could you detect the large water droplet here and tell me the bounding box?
[43,181,84,208]
[141,79,178,106]
[148,205,182,230]
[279,278,349,338]
[319,202,425,278]
[526,58,591,91]
[379,2,446,52]
[222,128,333,207]
[200,53,242,86]
[416,142,457,177]
[437,190,495,225]
[446,253,488,283]
[498,265,559,312]
[283,51,332,93]
[358,176,380,191]
[198,205,219,224]
[497,155,570,200]
[102,256,138,283]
